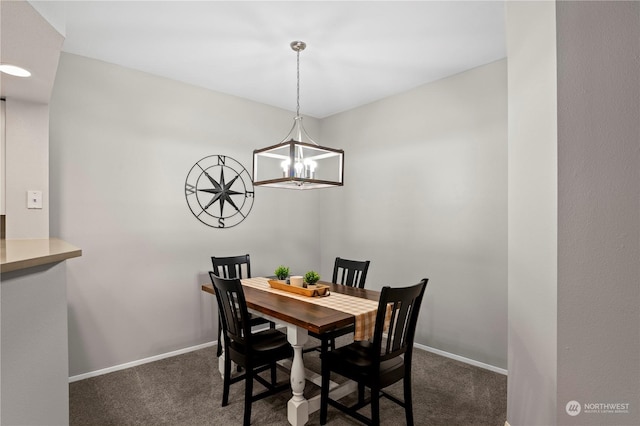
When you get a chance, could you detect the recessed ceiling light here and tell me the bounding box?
[0,64,31,78]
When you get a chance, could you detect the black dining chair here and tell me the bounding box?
[332,257,370,289]
[307,257,371,355]
[211,254,274,357]
[320,278,428,426]
[209,273,293,426]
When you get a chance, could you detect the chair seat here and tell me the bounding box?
[230,329,292,365]
[248,314,270,327]
[309,324,354,341]
[307,323,355,353]
[325,341,404,388]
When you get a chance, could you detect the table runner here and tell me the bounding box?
[241,277,379,341]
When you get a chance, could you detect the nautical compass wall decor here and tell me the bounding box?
[184,155,254,228]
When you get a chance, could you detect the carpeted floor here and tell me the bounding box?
[70,344,506,425]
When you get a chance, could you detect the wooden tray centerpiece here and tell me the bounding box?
[268,279,330,297]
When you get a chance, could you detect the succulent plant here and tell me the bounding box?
[304,270,320,285]
[274,265,290,280]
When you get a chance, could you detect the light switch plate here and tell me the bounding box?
[27,190,42,209]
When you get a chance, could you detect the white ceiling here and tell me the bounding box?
[28,1,506,118]
[1,1,64,104]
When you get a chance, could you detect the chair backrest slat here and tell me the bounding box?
[332,257,370,288]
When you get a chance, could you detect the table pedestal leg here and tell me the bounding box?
[218,348,238,379]
[218,353,225,379]
[287,326,309,426]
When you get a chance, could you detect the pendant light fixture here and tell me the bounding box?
[253,41,344,189]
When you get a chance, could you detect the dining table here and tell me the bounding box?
[201,276,381,426]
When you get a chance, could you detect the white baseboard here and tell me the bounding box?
[69,340,507,383]
[505,421,511,426]
[68,341,216,383]
[414,343,508,375]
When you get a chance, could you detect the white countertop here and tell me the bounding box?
[1,238,82,273]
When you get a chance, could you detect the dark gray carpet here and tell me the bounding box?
[70,344,506,425]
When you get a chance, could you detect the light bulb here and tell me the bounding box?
[281,159,291,177]
[304,159,317,178]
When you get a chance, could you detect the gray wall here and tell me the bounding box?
[505,1,558,425]
[5,99,50,238]
[506,2,640,425]
[50,53,508,376]
[1,263,69,425]
[319,60,508,369]
[557,2,640,425]
[50,53,322,376]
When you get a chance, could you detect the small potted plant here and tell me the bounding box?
[304,271,321,287]
[274,265,290,282]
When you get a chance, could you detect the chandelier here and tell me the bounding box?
[252,41,344,189]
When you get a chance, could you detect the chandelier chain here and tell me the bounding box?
[296,49,300,117]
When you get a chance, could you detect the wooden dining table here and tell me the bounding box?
[201,278,380,426]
